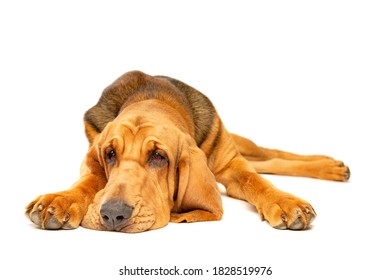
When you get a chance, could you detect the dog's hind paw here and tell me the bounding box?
[314,159,350,181]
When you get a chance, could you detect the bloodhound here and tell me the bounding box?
[25,71,350,233]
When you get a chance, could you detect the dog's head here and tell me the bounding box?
[81,101,222,233]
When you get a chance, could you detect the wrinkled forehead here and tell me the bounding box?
[99,117,181,155]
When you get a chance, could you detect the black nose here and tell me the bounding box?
[100,200,133,231]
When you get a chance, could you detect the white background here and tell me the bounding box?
[1,1,389,279]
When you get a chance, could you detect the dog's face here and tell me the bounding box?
[81,103,220,233]
[82,117,177,233]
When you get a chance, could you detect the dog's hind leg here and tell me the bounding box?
[231,133,330,161]
[249,158,350,181]
[231,133,350,181]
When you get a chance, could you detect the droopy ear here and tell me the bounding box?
[170,141,223,223]
[80,138,108,231]
[83,122,115,178]
[79,132,107,178]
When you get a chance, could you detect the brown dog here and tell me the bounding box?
[25,71,350,233]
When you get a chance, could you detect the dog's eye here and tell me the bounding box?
[149,151,167,167]
[105,149,116,164]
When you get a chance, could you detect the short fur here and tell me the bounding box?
[26,70,350,233]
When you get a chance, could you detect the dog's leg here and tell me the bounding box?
[215,155,316,230]
[231,133,350,181]
[250,158,350,181]
[209,129,315,230]
[25,148,106,229]
[231,133,330,161]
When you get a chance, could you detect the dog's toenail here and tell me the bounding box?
[63,212,70,222]
[47,207,55,214]
[289,218,304,230]
[345,167,351,180]
[44,215,62,230]
[30,211,41,225]
[274,223,287,230]
[38,204,43,211]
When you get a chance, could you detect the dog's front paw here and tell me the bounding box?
[25,191,86,230]
[259,192,316,230]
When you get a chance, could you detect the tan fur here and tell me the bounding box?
[25,71,349,233]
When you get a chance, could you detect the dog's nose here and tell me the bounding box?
[100,200,133,231]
